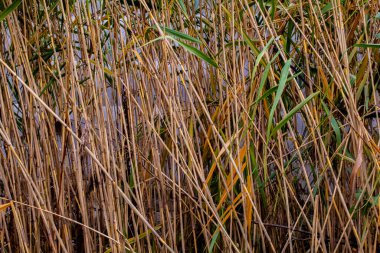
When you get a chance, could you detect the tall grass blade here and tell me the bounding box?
[354,43,380,48]
[0,0,22,22]
[154,25,201,44]
[171,37,218,67]
[270,91,320,137]
[266,59,292,140]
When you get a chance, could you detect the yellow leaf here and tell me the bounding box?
[0,202,12,212]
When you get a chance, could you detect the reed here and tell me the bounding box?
[0,0,379,252]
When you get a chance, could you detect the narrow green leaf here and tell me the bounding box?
[154,25,201,44]
[241,31,260,56]
[0,0,22,23]
[286,71,302,82]
[176,0,188,17]
[373,195,379,206]
[253,86,278,105]
[249,58,274,122]
[250,37,275,79]
[271,92,320,137]
[171,38,218,67]
[321,2,333,14]
[286,21,294,54]
[208,229,220,253]
[140,36,167,48]
[354,43,380,49]
[250,52,280,119]
[330,115,342,145]
[266,59,292,140]
[321,101,342,145]
[270,0,277,19]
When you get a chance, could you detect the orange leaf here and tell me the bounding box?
[0,202,12,212]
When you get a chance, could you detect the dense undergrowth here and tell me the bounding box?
[0,0,379,252]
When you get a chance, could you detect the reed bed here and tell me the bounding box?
[0,0,379,252]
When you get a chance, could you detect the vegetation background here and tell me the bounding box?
[0,0,379,252]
